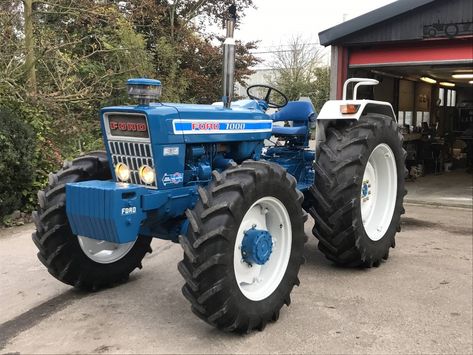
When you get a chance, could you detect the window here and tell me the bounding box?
[438,88,444,106]
[446,89,457,107]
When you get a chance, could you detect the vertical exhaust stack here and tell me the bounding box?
[222,5,237,108]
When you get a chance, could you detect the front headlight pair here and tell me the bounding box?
[115,163,155,184]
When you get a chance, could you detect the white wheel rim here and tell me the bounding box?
[233,196,292,301]
[77,235,135,264]
[361,143,398,241]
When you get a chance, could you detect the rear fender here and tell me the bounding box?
[315,100,397,162]
[315,77,397,161]
[317,100,396,121]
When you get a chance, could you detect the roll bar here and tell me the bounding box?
[342,78,379,100]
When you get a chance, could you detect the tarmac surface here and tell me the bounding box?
[0,204,472,354]
[405,170,472,209]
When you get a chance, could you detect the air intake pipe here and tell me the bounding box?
[222,5,236,108]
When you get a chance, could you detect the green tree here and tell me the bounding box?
[269,36,330,112]
[117,0,260,103]
[0,0,155,218]
[21,0,154,156]
[310,66,330,113]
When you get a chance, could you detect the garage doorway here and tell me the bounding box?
[346,60,472,207]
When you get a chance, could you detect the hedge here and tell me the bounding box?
[0,107,36,219]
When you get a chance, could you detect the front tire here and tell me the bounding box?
[308,114,406,267]
[178,161,307,332]
[32,151,152,290]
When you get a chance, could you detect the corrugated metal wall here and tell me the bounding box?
[339,0,472,45]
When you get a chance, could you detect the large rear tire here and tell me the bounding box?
[32,151,152,290]
[178,161,307,332]
[308,114,406,267]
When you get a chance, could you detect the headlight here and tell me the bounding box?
[139,165,155,184]
[115,163,131,182]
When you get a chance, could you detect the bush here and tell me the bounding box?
[0,107,36,219]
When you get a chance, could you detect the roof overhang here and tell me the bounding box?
[318,0,436,46]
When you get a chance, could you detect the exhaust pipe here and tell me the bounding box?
[222,6,236,108]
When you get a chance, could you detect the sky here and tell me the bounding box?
[230,0,397,66]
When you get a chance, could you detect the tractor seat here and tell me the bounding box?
[271,101,315,136]
[272,126,308,136]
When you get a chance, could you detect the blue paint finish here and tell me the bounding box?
[72,91,320,245]
[257,100,269,111]
[213,155,235,170]
[140,185,198,214]
[127,78,162,87]
[272,101,315,123]
[272,126,307,136]
[262,147,315,192]
[241,228,273,265]
[232,141,264,161]
[155,143,186,190]
[101,105,183,189]
[180,219,190,237]
[166,102,272,144]
[66,180,147,244]
[101,105,184,144]
[66,180,200,244]
[139,185,198,241]
[270,101,317,147]
[362,182,369,198]
[182,131,271,145]
[230,99,261,110]
[101,100,272,191]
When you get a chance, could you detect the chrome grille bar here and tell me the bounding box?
[108,140,157,188]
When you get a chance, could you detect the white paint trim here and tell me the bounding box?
[317,100,396,121]
[172,119,273,135]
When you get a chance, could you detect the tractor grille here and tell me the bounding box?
[108,140,157,188]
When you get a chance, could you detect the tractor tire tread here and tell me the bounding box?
[179,160,306,332]
[308,114,406,267]
[32,151,152,290]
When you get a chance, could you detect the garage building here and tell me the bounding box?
[319,0,472,205]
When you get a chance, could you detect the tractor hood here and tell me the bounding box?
[162,99,268,120]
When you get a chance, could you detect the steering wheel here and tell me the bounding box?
[247,84,288,109]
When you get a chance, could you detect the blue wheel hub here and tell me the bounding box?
[361,181,369,198]
[241,228,273,265]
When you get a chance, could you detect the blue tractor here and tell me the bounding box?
[32,8,406,333]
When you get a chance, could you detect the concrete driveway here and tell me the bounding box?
[0,204,472,354]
